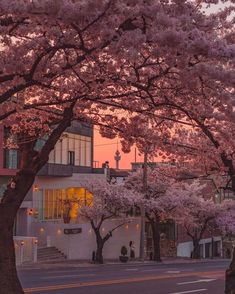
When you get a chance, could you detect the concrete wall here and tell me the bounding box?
[34,173,105,193]
[177,236,222,258]
[14,236,37,265]
[32,218,140,260]
[177,241,193,258]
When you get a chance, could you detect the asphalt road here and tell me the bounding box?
[18,260,230,294]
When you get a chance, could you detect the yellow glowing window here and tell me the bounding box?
[43,187,93,221]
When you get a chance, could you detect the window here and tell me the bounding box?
[48,132,92,167]
[68,151,75,165]
[4,149,19,169]
[159,221,176,240]
[34,138,46,151]
[41,187,93,222]
[4,127,19,169]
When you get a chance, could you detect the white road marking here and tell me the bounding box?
[142,268,167,272]
[177,279,216,285]
[40,274,95,279]
[125,268,139,271]
[46,269,92,274]
[169,289,207,294]
[166,270,181,274]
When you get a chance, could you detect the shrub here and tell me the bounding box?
[121,246,128,256]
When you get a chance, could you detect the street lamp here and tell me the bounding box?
[139,148,148,261]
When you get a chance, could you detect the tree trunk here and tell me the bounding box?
[192,239,201,259]
[0,207,24,294]
[225,248,235,294]
[0,107,73,293]
[95,239,104,264]
[150,219,161,262]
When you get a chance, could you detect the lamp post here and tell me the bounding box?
[139,148,148,261]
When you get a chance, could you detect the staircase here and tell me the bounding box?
[37,246,67,263]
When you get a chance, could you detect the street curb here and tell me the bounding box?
[18,258,230,270]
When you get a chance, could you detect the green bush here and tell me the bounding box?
[121,246,128,256]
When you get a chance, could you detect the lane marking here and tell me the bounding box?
[167,271,181,274]
[24,270,223,293]
[177,279,216,285]
[142,268,167,272]
[125,268,139,271]
[41,274,95,279]
[46,269,94,274]
[169,290,207,294]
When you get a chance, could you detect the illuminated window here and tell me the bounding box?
[42,187,93,222]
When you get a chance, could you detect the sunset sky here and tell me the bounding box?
[93,2,225,170]
[93,129,144,170]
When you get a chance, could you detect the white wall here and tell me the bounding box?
[177,236,222,258]
[14,236,37,265]
[177,241,193,258]
[32,218,140,260]
[34,173,105,193]
[31,173,140,260]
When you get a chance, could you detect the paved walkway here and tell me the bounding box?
[19,257,231,269]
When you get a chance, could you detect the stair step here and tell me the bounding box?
[38,253,66,257]
[38,258,66,263]
[38,250,62,254]
[38,256,66,261]
[37,246,67,262]
[38,247,58,251]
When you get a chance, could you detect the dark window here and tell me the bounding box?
[4,149,19,169]
[3,127,19,169]
[35,137,47,151]
[68,151,75,165]
[159,221,176,240]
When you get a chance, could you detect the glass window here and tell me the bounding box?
[4,149,19,169]
[35,137,46,151]
[85,139,91,167]
[68,151,75,165]
[80,138,86,166]
[44,190,49,220]
[42,187,93,222]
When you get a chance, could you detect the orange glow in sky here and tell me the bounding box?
[93,129,144,169]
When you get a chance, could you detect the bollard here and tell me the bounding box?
[225,247,235,294]
[92,251,96,263]
[33,239,38,263]
[20,241,24,265]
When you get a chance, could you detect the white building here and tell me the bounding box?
[12,122,140,261]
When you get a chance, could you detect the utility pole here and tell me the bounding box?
[139,148,148,261]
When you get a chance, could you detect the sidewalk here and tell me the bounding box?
[19,257,230,269]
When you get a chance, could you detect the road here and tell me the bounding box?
[18,260,229,294]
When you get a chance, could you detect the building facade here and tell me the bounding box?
[0,126,228,261]
[0,123,140,261]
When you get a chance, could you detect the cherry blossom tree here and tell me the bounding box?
[177,181,235,259]
[216,199,235,236]
[176,181,220,259]
[0,0,234,293]
[0,2,151,292]
[125,167,186,261]
[80,179,137,264]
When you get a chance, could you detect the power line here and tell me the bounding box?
[94,142,118,147]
